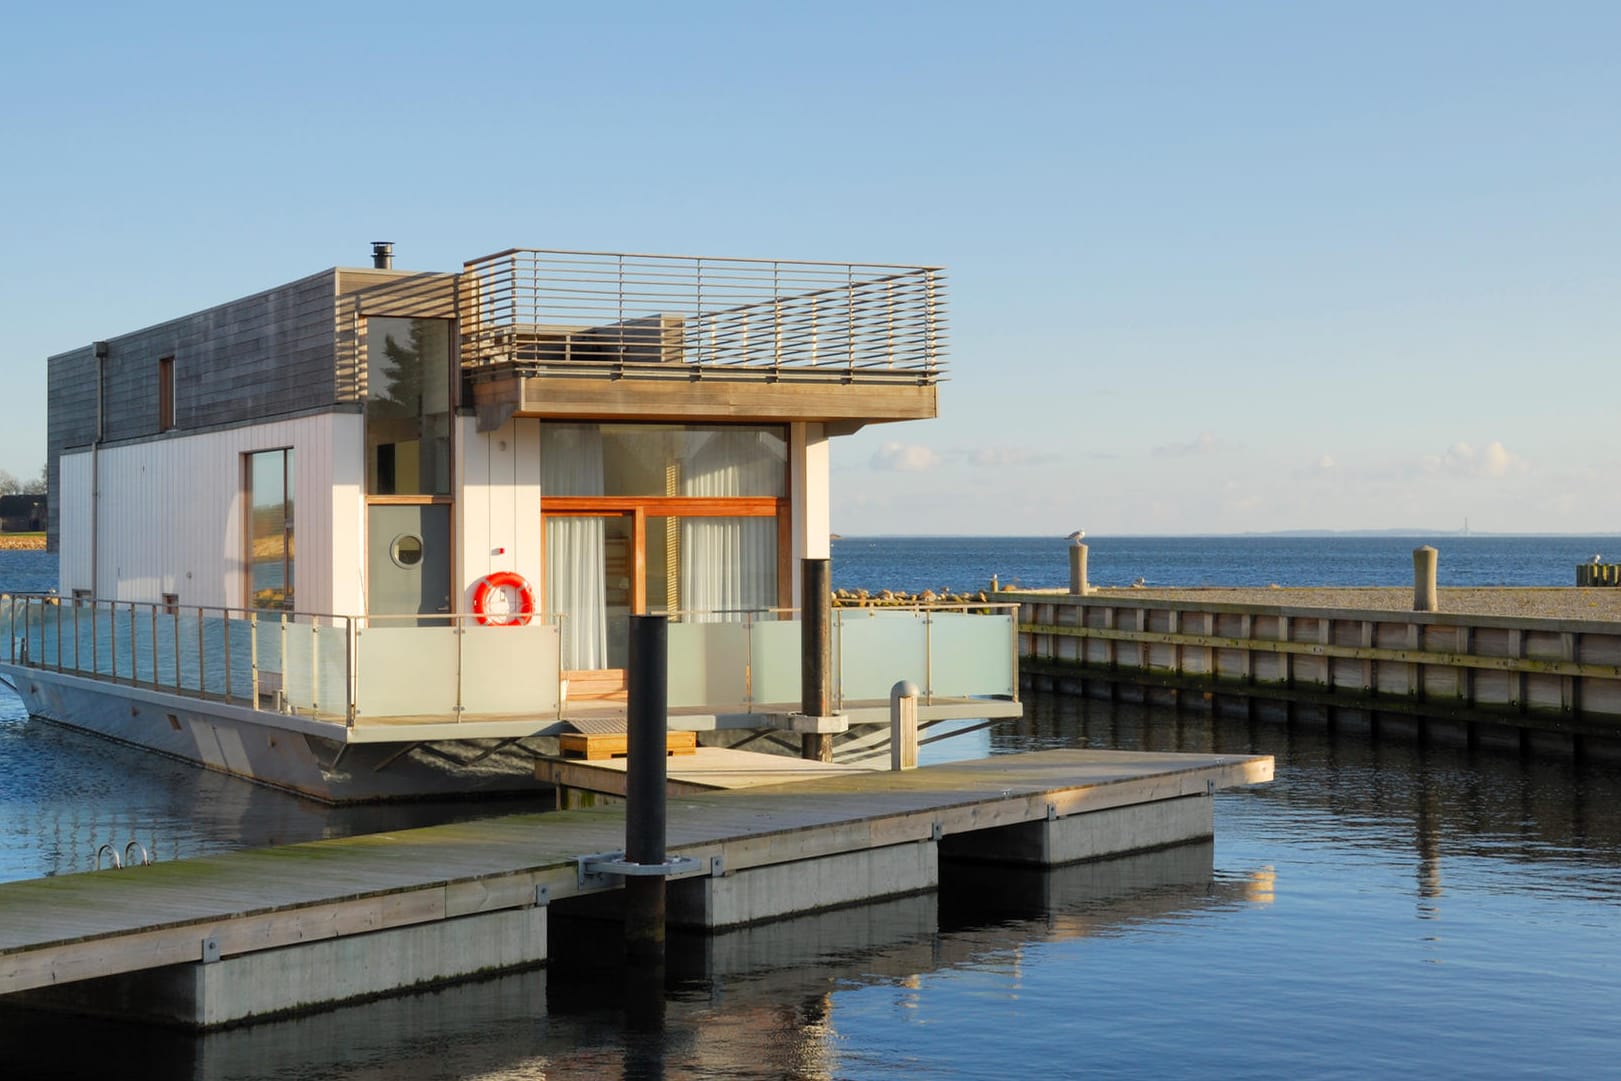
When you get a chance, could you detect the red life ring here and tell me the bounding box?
[471,571,536,627]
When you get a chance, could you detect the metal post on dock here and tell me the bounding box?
[1413,546,1439,612]
[801,557,833,762]
[625,614,669,964]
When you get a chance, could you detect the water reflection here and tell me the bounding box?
[1008,685,1621,902]
[0,695,552,883]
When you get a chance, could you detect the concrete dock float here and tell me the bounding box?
[0,747,1270,1028]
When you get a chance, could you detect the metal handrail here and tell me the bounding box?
[460,249,948,382]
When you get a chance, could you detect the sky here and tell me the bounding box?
[2,1,1616,535]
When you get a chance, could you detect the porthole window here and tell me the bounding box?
[390,534,424,568]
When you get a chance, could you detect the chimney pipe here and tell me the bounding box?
[371,241,394,270]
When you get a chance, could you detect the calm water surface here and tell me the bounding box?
[3,542,1620,1078]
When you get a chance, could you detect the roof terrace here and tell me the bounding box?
[459,248,947,428]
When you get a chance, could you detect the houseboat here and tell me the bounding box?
[0,245,1018,801]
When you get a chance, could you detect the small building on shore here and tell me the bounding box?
[0,494,45,534]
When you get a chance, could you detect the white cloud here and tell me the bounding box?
[1152,431,1227,457]
[870,442,942,472]
[1428,440,1527,479]
[962,447,1060,468]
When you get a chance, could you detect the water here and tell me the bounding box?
[831,533,1618,592]
[4,540,1621,1078]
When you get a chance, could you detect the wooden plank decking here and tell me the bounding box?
[539,745,877,796]
[0,747,1271,998]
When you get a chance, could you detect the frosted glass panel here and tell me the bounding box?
[311,624,350,716]
[356,625,458,719]
[667,622,749,709]
[281,621,319,710]
[750,619,801,707]
[461,623,561,715]
[927,611,1015,697]
[835,610,928,703]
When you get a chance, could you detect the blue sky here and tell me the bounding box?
[3,1,1616,534]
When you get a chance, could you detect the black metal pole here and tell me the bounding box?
[800,558,832,761]
[625,614,668,963]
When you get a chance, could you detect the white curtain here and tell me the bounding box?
[681,430,777,621]
[541,426,606,668]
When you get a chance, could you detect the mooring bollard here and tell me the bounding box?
[890,680,919,771]
[625,613,668,964]
[801,557,833,762]
[1413,546,1439,612]
[1069,543,1091,595]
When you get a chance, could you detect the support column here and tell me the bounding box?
[801,557,832,761]
[625,614,668,964]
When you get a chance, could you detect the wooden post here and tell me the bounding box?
[1068,543,1090,595]
[801,558,832,762]
[890,680,919,770]
[624,614,667,964]
[1413,546,1439,612]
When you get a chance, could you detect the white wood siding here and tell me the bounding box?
[68,414,363,613]
[57,451,93,593]
[455,416,543,612]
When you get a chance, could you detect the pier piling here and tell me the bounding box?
[625,614,669,963]
[1069,543,1091,595]
[1413,546,1439,612]
[801,558,833,761]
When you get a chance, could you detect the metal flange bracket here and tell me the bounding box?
[577,850,703,890]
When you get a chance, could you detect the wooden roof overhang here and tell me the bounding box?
[468,363,937,431]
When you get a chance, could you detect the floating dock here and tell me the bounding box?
[0,747,1270,1029]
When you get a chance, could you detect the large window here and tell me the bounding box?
[365,317,453,495]
[540,423,787,669]
[247,449,294,610]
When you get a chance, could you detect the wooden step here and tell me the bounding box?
[559,730,698,761]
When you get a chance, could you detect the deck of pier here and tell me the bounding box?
[0,747,1270,999]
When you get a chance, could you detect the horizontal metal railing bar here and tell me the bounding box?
[460,249,946,380]
[467,246,944,272]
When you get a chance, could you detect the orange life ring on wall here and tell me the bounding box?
[471,572,536,627]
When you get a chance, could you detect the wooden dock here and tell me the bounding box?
[0,747,1270,1028]
[539,745,877,799]
[1014,588,1621,737]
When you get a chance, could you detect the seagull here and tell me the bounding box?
[1594,554,1604,565]
[1067,530,1086,545]
[1131,576,1147,588]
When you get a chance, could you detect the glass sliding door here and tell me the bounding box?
[539,422,787,688]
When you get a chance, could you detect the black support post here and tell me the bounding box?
[625,614,668,963]
[801,557,832,762]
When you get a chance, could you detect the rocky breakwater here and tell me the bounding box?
[833,586,1017,610]
[0,534,44,551]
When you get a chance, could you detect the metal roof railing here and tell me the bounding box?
[460,248,947,385]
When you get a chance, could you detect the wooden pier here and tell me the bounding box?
[0,747,1269,1029]
[1014,589,1621,736]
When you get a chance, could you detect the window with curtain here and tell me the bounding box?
[541,425,607,669]
[540,422,786,661]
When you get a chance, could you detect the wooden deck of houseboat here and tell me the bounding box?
[0,746,1270,1007]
